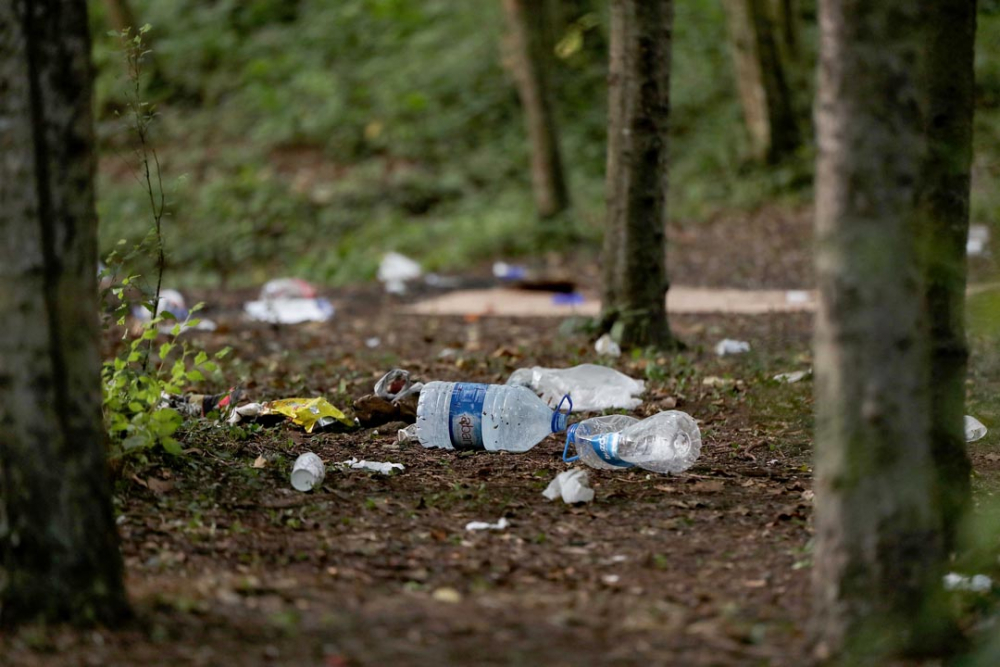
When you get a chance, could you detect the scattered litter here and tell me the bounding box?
[601,574,621,585]
[338,458,405,475]
[785,290,811,305]
[968,224,990,257]
[543,468,595,504]
[432,587,462,603]
[259,277,317,300]
[594,333,621,358]
[715,339,750,356]
[290,452,325,492]
[244,297,334,324]
[508,364,644,412]
[423,273,461,288]
[365,337,381,348]
[378,252,422,294]
[229,397,354,433]
[567,411,702,474]
[552,292,585,306]
[464,517,509,531]
[944,572,993,592]
[398,424,418,444]
[965,415,988,443]
[159,386,242,419]
[133,289,218,332]
[773,370,810,383]
[493,262,528,281]
[374,368,424,402]
[437,347,459,359]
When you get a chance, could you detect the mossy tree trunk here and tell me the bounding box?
[501,0,571,220]
[0,0,130,627]
[918,0,977,554]
[722,0,800,163]
[812,0,953,658]
[600,0,676,350]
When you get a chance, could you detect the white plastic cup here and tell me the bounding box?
[291,452,325,492]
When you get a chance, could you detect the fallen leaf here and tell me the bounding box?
[432,587,462,603]
[252,455,267,469]
[146,478,174,495]
[690,480,725,493]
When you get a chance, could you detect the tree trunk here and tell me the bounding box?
[918,0,977,554]
[722,0,799,163]
[812,0,949,658]
[501,0,571,220]
[0,0,130,626]
[600,0,675,349]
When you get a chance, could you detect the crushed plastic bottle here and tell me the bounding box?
[563,414,640,470]
[507,364,644,412]
[564,411,702,474]
[378,252,422,294]
[415,381,571,452]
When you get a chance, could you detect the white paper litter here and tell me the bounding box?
[594,333,622,358]
[543,468,595,504]
[365,337,381,348]
[965,415,988,443]
[967,224,990,257]
[785,290,811,304]
[244,297,334,324]
[715,339,750,356]
[398,424,418,444]
[508,364,644,412]
[228,402,262,424]
[773,370,810,383]
[944,572,993,592]
[339,457,404,475]
[464,517,509,531]
[378,252,422,294]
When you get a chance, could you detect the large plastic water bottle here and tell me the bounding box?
[564,411,702,474]
[416,381,571,452]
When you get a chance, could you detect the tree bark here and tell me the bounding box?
[918,0,977,554]
[0,0,130,626]
[722,0,800,163]
[812,0,948,658]
[600,0,675,349]
[502,0,571,219]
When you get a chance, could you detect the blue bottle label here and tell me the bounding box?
[591,433,634,468]
[448,383,487,450]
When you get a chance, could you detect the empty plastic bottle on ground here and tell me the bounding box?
[416,381,571,452]
[564,411,702,474]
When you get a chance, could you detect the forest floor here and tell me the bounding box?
[4,206,1000,666]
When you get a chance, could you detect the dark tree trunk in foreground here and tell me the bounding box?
[502,0,570,219]
[722,0,800,163]
[918,0,977,554]
[812,0,950,658]
[600,0,675,349]
[0,0,129,626]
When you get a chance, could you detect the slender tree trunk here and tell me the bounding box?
[812,0,950,658]
[502,0,571,219]
[918,0,977,554]
[600,0,675,349]
[771,0,799,59]
[0,0,130,626]
[722,0,799,163]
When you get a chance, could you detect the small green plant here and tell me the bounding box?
[102,314,230,456]
[100,24,232,459]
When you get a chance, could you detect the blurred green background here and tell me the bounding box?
[89,0,1000,288]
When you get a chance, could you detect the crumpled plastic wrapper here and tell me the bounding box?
[229,397,354,433]
[374,368,423,402]
[543,468,595,504]
[715,339,750,356]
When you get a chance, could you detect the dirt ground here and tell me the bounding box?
[3,206,998,666]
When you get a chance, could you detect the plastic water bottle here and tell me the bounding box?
[416,381,571,452]
[564,411,702,474]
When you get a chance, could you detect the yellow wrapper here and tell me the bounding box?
[263,397,354,433]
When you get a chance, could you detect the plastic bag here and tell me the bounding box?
[507,364,644,412]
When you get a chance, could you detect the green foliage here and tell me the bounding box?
[101,308,230,457]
